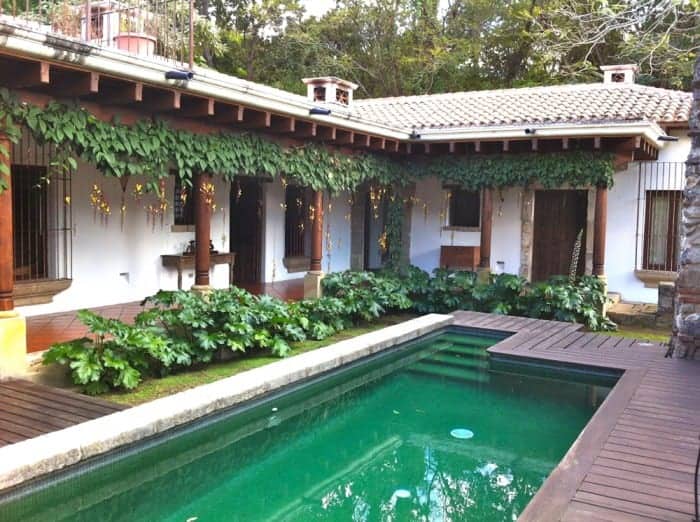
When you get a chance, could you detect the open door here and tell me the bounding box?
[230,178,263,283]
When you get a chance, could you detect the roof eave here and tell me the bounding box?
[0,22,408,140]
[415,121,671,148]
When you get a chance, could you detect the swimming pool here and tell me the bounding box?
[0,328,618,521]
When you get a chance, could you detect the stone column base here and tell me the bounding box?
[596,275,609,316]
[476,267,491,284]
[304,271,324,299]
[0,311,27,378]
[191,284,213,296]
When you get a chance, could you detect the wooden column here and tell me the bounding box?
[194,172,212,288]
[310,190,323,272]
[593,185,607,276]
[479,187,494,269]
[0,136,14,311]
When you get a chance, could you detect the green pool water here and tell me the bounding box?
[0,329,617,522]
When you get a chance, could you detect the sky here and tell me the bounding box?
[301,0,337,18]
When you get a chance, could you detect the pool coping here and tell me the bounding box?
[0,313,453,493]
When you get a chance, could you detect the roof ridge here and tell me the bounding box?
[354,82,691,105]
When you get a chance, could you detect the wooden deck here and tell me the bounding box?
[0,379,126,447]
[452,311,700,522]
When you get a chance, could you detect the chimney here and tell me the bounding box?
[600,64,638,84]
[303,77,358,107]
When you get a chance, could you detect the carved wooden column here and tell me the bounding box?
[0,134,27,377]
[0,136,13,311]
[310,190,323,272]
[193,172,212,289]
[478,187,493,281]
[593,185,607,277]
[305,189,324,298]
[0,136,14,311]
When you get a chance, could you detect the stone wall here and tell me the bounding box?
[671,56,700,358]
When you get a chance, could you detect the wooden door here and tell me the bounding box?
[230,178,263,283]
[532,190,588,281]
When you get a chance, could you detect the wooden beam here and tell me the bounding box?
[294,121,316,138]
[449,142,456,153]
[56,72,99,98]
[503,141,510,152]
[562,138,569,150]
[531,138,538,151]
[594,136,601,149]
[270,115,295,133]
[240,108,271,129]
[316,126,336,141]
[386,140,399,153]
[423,143,431,154]
[474,141,481,153]
[334,130,354,145]
[180,97,215,118]
[7,61,50,89]
[149,90,181,112]
[370,137,386,150]
[212,104,243,124]
[354,134,370,148]
[104,82,143,105]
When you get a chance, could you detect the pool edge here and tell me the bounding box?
[0,313,454,493]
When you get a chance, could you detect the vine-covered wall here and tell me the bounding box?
[0,92,615,195]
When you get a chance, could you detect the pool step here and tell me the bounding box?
[439,333,499,348]
[428,353,489,370]
[440,344,489,359]
[409,361,490,384]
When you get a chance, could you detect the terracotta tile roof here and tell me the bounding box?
[351,83,692,131]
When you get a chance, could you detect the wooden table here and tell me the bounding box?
[161,252,236,290]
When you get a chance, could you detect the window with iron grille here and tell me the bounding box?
[173,175,195,226]
[448,188,480,228]
[285,186,307,258]
[642,190,682,271]
[635,162,685,273]
[11,127,72,285]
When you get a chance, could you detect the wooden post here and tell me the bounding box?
[0,136,14,312]
[194,173,211,288]
[305,189,324,298]
[593,186,607,276]
[479,187,493,270]
[310,190,323,271]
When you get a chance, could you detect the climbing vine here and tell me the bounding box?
[0,91,615,197]
[384,191,405,272]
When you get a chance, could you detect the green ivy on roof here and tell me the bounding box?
[0,92,615,193]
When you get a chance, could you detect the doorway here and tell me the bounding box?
[532,190,588,281]
[230,178,263,283]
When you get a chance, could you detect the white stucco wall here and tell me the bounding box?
[262,179,351,282]
[18,163,231,317]
[606,130,691,303]
[409,178,521,275]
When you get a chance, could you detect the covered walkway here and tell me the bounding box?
[25,280,305,353]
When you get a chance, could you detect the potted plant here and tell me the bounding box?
[113,10,157,56]
[50,0,81,38]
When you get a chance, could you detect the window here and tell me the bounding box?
[643,190,681,271]
[173,176,195,226]
[448,188,480,228]
[285,185,307,258]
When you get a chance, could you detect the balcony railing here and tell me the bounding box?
[0,0,194,67]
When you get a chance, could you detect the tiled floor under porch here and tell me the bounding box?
[25,280,305,353]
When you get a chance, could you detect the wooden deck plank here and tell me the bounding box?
[0,379,127,448]
[451,312,700,522]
